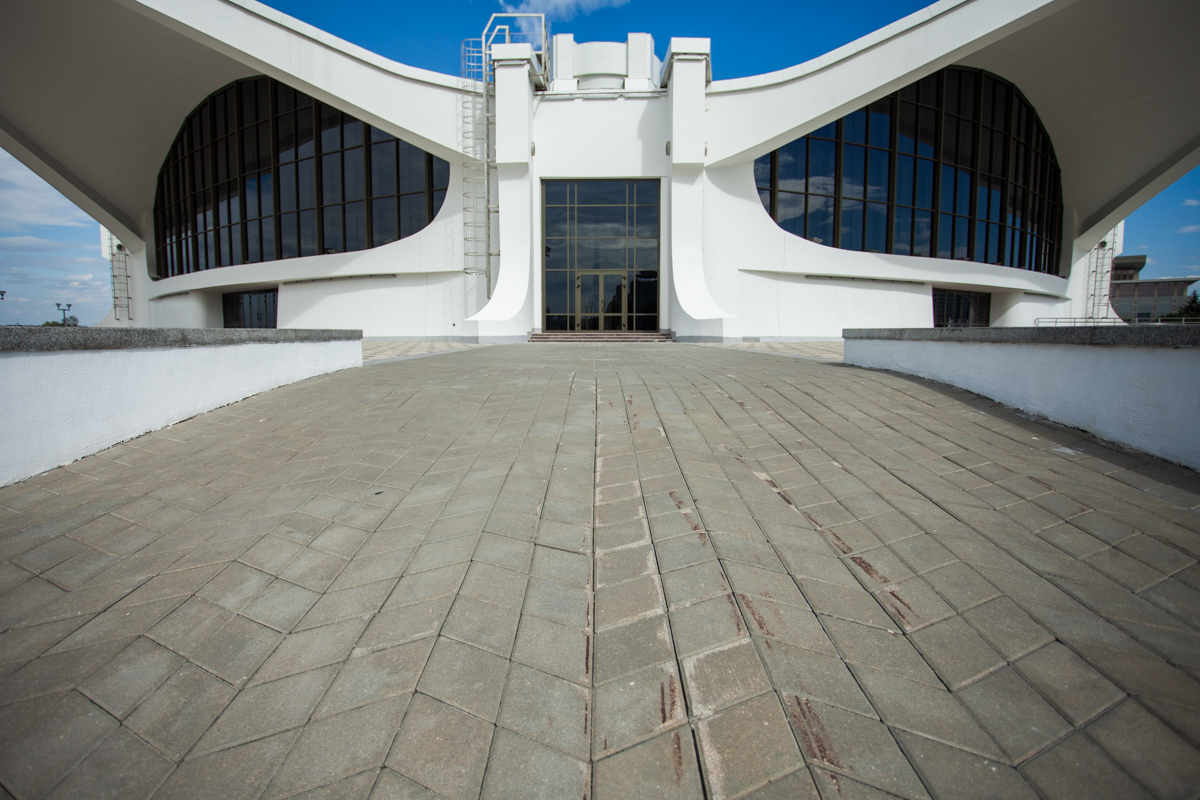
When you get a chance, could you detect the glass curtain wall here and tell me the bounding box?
[222,290,278,328]
[755,67,1062,274]
[154,77,449,278]
[932,289,991,327]
[543,180,660,331]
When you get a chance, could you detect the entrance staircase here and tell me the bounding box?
[528,331,675,343]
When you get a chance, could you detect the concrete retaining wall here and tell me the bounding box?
[0,327,362,486]
[843,326,1200,471]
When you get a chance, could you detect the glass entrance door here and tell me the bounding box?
[542,179,660,332]
[576,271,626,330]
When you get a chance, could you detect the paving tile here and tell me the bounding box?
[822,618,940,687]
[198,562,274,612]
[852,665,1004,760]
[1020,734,1152,800]
[370,769,444,800]
[498,663,590,761]
[252,617,368,686]
[126,663,236,760]
[893,730,1039,800]
[194,665,338,757]
[297,579,396,631]
[522,576,588,628]
[78,636,183,719]
[696,693,803,800]
[595,575,664,631]
[593,616,673,686]
[908,616,1004,690]
[0,691,118,800]
[669,594,746,657]
[383,562,468,610]
[0,616,89,666]
[279,549,349,592]
[682,639,771,718]
[920,561,1000,611]
[440,595,521,657]
[1012,641,1123,725]
[0,637,131,706]
[955,667,1071,764]
[481,729,589,800]
[530,545,590,588]
[386,694,494,800]
[1085,699,1200,800]
[592,729,705,800]
[416,636,509,722]
[757,638,875,718]
[241,578,320,632]
[358,596,453,652]
[44,726,175,800]
[961,596,1054,661]
[263,697,409,799]
[192,613,283,685]
[593,663,686,758]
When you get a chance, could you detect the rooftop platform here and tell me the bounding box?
[1,344,1198,799]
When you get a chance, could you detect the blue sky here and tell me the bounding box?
[1,0,1197,325]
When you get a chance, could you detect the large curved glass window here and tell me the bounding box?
[755,67,1062,273]
[153,77,449,278]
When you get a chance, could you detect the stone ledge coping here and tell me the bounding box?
[842,326,1200,347]
[0,327,362,353]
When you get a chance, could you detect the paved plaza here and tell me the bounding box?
[2,343,1200,800]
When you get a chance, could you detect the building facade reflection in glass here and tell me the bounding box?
[755,67,1062,274]
[542,180,659,331]
[153,77,449,278]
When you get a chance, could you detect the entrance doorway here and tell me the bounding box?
[542,179,659,332]
[576,272,626,330]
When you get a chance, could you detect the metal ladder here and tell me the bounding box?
[109,236,132,322]
[459,14,548,300]
[1084,231,1117,320]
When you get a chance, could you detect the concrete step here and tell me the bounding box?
[529,332,675,343]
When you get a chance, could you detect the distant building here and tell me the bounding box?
[1108,256,1199,322]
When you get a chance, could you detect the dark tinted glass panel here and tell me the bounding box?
[778,139,805,192]
[545,181,569,205]
[842,145,865,200]
[545,272,570,313]
[577,206,625,238]
[372,197,398,246]
[635,205,659,239]
[545,207,569,238]
[844,110,867,144]
[577,181,626,205]
[754,154,772,187]
[841,199,864,251]
[778,192,805,238]
[808,140,836,195]
[153,76,449,277]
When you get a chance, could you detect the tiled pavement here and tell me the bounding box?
[2,343,1200,800]
[699,341,845,362]
[361,341,487,363]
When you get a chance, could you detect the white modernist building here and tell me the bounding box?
[4,0,1200,341]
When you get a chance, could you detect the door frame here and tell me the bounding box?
[575,270,627,331]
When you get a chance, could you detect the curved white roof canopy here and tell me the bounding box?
[2,0,1198,270]
[0,0,466,251]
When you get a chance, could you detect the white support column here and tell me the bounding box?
[466,42,537,342]
[663,38,732,341]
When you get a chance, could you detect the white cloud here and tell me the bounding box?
[1178,225,1200,234]
[1185,198,1200,206]
[500,0,630,19]
[0,149,93,232]
[0,236,85,252]
[499,0,630,34]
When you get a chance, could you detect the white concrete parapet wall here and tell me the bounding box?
[843,327,1200,471]
[0,327,363,486]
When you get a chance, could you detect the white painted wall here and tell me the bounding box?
[0,340,362,486]
[279,274,471,339]
[845,339,1200,470]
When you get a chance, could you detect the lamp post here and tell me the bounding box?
[56,302,72,324]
